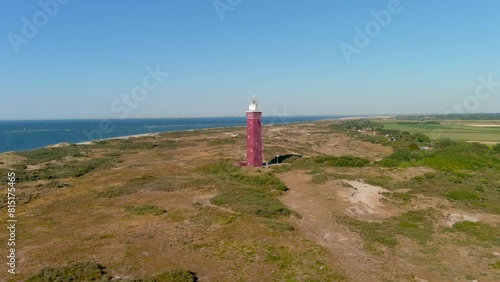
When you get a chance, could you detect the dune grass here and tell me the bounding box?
[125,205,167,216]
[199,162,296,218]
[340,209,435,254]
[25,262,197,282]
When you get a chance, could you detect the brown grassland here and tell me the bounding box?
[0,120,499,281]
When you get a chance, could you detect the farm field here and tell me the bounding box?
[381,120,500,143]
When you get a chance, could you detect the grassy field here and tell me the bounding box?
[381,120,500,142]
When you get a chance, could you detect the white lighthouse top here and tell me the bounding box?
[248,95,260,112]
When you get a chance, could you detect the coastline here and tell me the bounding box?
[76,133,160,145]
[76,115,395,146]
[0,115,396,153]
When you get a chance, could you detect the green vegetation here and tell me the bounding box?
[312,155,370,167]
[199,162,296,218]
[419,142,499,170]
[493,143,500,152]
[9,143,119,182]
[380,141,500,171]
[145,270,198,282]
[96,185,137,199]
[340,209,435,254]
[311,173,330,184]
[421,171,496,214]
[446,190,480,201]
[16,145,88,165]
[272,155,371,175]
[329,119,439,148]
[15,157,118,181]
[381,192,414,203]
[125,205,167,215]
[37,181,72,189]
[397,113,500,120]
[25,262,109,282]
[331,119,500,151]
[25,262,197,282]
[433,137,456,149]
[451,221,500,246]
[262,219,295,232]
[372,135,500,214]
[210,185,294,218]
[0,191,37,208]
[382,121,500,142]
[92,139,181,151]
[96,174,212,199]
[363,175,393,188]
[207,137,240,146]
[95,175,158,198]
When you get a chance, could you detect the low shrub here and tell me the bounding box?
[125,205,167,215]
[16,145,88,165]
[340,209,434,253]
[312,155,370,167]
[15,157,118,181]
[146,270,198,282]
[452,221,500,246]
[211,186,294,218]
[446,190,480,201]
[207,138,239,146]
[26,262,197,282]
[96,186,137,199]
[26,262,109,282]
[262,219,295,232]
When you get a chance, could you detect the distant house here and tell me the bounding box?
[419,146,430,150]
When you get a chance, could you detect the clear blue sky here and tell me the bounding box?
[1,0,499,120]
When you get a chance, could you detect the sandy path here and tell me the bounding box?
[279,172,390,281]
[278,171,442,281]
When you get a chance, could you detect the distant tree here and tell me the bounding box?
[492,143,500,154]
[433,138,455,149]
[414,133,431,143]
[409,143,419,151]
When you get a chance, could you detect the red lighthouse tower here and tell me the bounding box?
[246,96,262,167]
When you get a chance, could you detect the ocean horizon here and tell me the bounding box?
[0,116,346,153]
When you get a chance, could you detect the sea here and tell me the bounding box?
[0,116,345,153]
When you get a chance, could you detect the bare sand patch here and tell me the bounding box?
[444,213,479,227]
[343,180,389,216]
[0,152,25,168]
[77,133,160,145]
[278,171,440,281]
